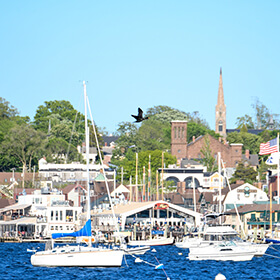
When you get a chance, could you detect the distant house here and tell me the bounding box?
[202,171,226,190]
[62,184,87,207]
[102,136,119,165]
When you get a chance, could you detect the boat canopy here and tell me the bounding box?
[51,219,91,239]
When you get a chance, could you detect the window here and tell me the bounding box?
[60,211,63,221]
[219,121,223,132]
[178,127,181,138]
[174,127,177,139]
[55,211,58,221]
[51,211,54,221]
[237,194,240,200]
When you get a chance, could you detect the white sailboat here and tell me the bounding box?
[31,81,124,267]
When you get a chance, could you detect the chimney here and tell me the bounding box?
[245,149,250,159]
[192,136,195,142]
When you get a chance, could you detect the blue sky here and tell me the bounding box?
[1,1,279,134]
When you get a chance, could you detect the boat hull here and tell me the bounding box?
[188,243,255,261]
[128,237,174,246]
[31,247,124,267]
[123,245,150,255]
[188,251,254,261]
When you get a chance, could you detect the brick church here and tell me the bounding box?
[171,68,243,168]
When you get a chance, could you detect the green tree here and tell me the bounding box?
[227,131,262,154]
[137,119,171,151]
[33,100,85,146]
[200,134,217,172]
[45,138,82,163]
[236,99,280,130]
[0,98,30,171]
[0,97,19,119]
[146,105,174,117]
[187,122,219,143]
[235,114,255,129]
[1,124,46,172]
[230,161,258,184]
[252,98,272,129]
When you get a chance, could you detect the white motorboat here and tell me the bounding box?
[128,236,174,246]
[179,225,269,256]
[202,225,269,256]
[31,81,124,267]
[188,241,255,261]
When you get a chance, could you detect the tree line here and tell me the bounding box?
[0,97,278,188]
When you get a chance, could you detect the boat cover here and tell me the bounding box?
[51,219,91,239]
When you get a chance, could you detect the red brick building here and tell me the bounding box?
[170,122,243,168]
[187,134,243,168]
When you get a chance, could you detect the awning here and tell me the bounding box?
[0,204,31,213]
[0,217,37,226]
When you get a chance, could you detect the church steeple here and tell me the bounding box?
[215,67,227,138]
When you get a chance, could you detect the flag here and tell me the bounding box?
[259,138,278,155]
[266,152,279,165]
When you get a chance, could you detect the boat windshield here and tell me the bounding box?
[218,241,236,247]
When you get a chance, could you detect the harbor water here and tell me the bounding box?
[1,243,280,280]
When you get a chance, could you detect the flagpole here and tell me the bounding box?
[277,132,280,204]
[135,153,138,202]
[161,151,164,200]
[143,166,146,202]
[129,176,132,202]
[156,170,159,201]
[148,155,151,202]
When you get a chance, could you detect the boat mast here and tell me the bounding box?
[83,81,92,246]
[218,152,222,224]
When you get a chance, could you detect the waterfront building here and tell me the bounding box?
[225,203,280,238]
[94,200,202,231]
[0,184,82,239]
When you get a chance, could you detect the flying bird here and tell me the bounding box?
[131,108,149,123]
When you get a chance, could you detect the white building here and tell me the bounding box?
[222,183,269,211]
[0,186,83,239]
[38,157,114,183]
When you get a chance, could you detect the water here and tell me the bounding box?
[1,243,280,280]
